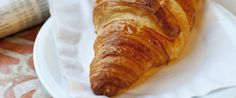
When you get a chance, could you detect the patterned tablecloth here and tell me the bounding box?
[0,25,51,98]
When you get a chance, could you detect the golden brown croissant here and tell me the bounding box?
[90,0,202,97]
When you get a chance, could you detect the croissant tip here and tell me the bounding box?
[92,83,120,97]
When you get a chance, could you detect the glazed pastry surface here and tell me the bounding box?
[90,0,202,97]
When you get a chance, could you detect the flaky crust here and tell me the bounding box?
[90,0,202,97]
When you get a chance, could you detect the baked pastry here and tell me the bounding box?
[90,0,202,97]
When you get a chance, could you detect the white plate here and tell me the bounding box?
[34,18,71,98]
[34,7,236,98]
[34,19,236,98]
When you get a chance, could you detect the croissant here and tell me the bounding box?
[90,0,202,97]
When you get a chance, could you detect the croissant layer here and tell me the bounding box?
[90,0,202,97]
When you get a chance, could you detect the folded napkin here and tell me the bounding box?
[50,0,236,98]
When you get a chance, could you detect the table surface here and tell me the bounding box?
[0,26,52,98]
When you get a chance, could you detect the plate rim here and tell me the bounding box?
[33,17,70,98]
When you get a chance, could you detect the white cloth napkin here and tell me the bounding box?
[50,0,236,98]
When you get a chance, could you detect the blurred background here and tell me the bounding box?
[0,0,51,98]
